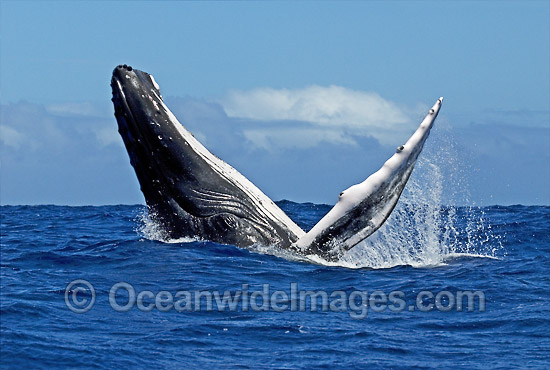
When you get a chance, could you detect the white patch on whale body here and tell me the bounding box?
[149,75,160,90]
[116,80,126,100]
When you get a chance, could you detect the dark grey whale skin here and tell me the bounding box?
[111,65,302,248]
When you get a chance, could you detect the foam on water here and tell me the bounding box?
[136,209,199,244]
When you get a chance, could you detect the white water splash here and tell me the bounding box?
[311,126,504,269]
[136,209,198,244]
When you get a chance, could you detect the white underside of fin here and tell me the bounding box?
[294,97,444,251]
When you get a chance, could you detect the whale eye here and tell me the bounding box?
[430,109,435,114]
[339,192,344,197]
[397,145,405,151]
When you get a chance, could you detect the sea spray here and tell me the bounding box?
[337,126,504,269]
[136,209,198,244]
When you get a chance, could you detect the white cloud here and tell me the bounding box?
[220,85,413,145]
[1,101,121,152]
[45,102,106,117]
[0,125,24,149]
[243,127,358,150]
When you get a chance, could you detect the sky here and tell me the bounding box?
[1,1,549,206]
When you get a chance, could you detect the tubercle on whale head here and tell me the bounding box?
[111,64,163,103]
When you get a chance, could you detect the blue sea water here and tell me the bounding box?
[1,199,549,369]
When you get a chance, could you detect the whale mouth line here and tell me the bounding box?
[111,64,443,262]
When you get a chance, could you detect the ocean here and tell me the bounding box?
[1,194,549,368]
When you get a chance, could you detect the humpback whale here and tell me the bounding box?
[111,64,443,261]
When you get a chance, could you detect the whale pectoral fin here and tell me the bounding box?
[293,98,443,261]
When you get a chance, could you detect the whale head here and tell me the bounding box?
[111,64,186,231]
[110,65,304,245]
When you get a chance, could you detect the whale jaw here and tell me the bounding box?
[111,65,442,262]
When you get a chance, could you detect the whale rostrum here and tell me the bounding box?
[111,65,443,261]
